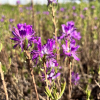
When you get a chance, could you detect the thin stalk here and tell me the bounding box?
[25,51,39,100]
[43,61,49,100]
[51,3,61,94]
[0,62,8,100]
[51,4,60,62]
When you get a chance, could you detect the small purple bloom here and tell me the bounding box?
[48,0,57,4]
[83,7,88,11]
[72,6,76,10]
[62,40,80,61]
[42,68,60,81]
[0,18,4,22]
[9,19,15,23]
[60,7,65,12]
[10,23,36,51]
[61,21,81,40]
[16,0,20,5]
[80,14,85,19]
[94,17,98,20]
[31,38,56,63]
[91,6,95,9]
[73,13,77,17]
[71,72,80,85]
[46,58,58,68]
[43,11,49,15]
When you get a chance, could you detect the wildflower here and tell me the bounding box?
[73,13,77,17]
[42,68,60,81]
[71,72,80,85]
[43,11,49,15]
[83,7,88,11]
[48,0,57,4]
[9,19,15,23]
[91,6,95,9]
[16,0,20,5]
[72,6,76,10]
[46,58,58,68]
[10,23,36,51]
[31,38,56,63]
[0,18,4,22]
[60,7,65,12]
[62,40,80,61]
[61,21,81,40]
[80,14,85,19]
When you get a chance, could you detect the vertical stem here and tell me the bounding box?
[30,68,39,100]
[68,58,72,100]
[51,4,61,93]
[25,51,39,100]
[44,61,49,100]
[0,62,8,100]
[52,5,60,63]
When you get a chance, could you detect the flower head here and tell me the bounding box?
[61,21,81,40]
[60,7,65,12]
[48,0,57,4]
[71,72,80,85]
[10,23,36,51]
[62,40,80,61]
[16,0,20,5]
[42,68,60,81]
[31,38,56,64]
[72,6,76,10]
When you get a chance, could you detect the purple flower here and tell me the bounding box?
[60,7,65,12]
[94,26,97,30]
[83,7,88,11]
[91,6,95,9]
[94,17,98,20]
[42,68,60,81]
[72,6,76,10]
[46,58,58,68]
[9,19,15,23]
[16,0,20,5]
[0,18,4,22]
[31,38,56,63]
[43,11,49,15]
[71,72,80,85]
[61,21,81,40]
[62,40,80,61]
[10,23,36,51]
[73,13,77,17]
[48,0,57,4]
[80,14,85,19]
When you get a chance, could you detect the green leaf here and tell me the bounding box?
[58,81,66,100]
[0,43,3,52]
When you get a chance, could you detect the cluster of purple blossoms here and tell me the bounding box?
[71,72,80,85]
[60,7,65,12]
[91,6,95,9]
[0,15,5,22]
[48,0,57,4]
[43,11,49,15]
[31,37,60,81]
[9,19,15,23]
[72,6,76,10]
[61,21,81,61]
[16,0,20,5]
[83,7,88,11]
[10,23,36,51]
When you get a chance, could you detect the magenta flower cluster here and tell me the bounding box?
[61,21,81,61]
[10,23,36,51]
[11,21,81,84]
